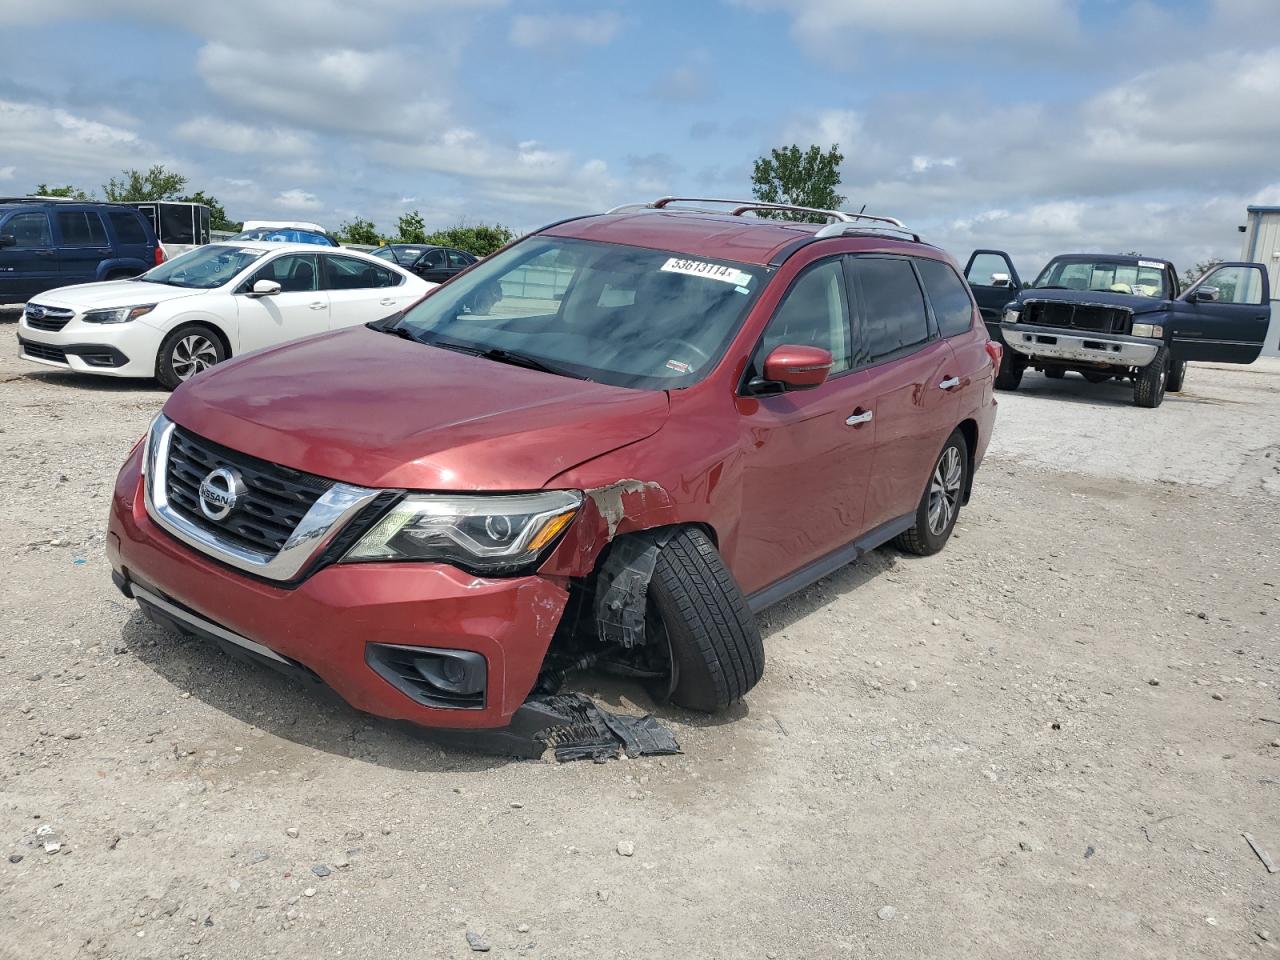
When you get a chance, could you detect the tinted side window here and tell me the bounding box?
[56,211,94,245]
[916,259,974,338]
[757,259,851,373]
[852,257,929,363]
[420,249,446,269]
[325,254,401,290]
[3,212,52,247]
[447,249,472,268]
[108,211,149,245]
[248,254,318,292]
[86,212,108,245]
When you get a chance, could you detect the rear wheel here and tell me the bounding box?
[994,349,1023,390]
[894,430,969,557]
[647,527,763,713]
[156,324,226,390]
[1166,357,1187,392]
[1133,347,1168,408]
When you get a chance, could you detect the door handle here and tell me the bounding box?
[845,409,873,426]
[309,302,326,310]
[34,250,55,257]
[379,297,397,306]
[939,376,961,390]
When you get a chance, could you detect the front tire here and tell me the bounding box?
[994,349,1023,390]
[1133,347,1168,408]
[894,430,968,556]
[156,324,226,390]
[647,527,763,713]
[1166,357,1187,392]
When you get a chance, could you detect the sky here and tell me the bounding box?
[2,0,1279,275]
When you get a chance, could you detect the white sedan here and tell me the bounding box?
[17,242,434,389]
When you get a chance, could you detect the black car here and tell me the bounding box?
[964,250,1272,408]
[371,244,476,283]
[0,197,162,303]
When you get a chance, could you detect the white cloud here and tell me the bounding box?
[0,166,15,182]
[273,188,321,211]
[0,98,155,189]
[911,155,958,174]
[509,12,621,48]
[175,116,312,156]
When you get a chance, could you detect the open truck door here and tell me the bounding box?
[962,250,1021,329]
[1170,262,1272,364]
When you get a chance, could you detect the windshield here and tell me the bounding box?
[229,227,336,246]
[137,244,265,289]
[1032,258,1168,298]
[394,236,767,389]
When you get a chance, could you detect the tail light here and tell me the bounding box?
[154,246,166,266]
[984,340,1003,368]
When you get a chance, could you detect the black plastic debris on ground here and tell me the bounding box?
[532,693,681,762]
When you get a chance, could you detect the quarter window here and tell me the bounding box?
[3,212,52,247]
[107,211,148,245]
[1199,264,1265,305]
[757,259,852,374]
[446,249,472,269]
[325,254,401,290]
[852,257,930,363]
[916,259,974,338]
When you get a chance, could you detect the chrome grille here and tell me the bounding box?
[24,304,74,332]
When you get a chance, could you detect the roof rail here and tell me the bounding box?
[0,195,85,204]
[605,196,921,240]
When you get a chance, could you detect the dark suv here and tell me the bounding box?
[108,197,999,733]
[0,198,162,303]
[964,250,1272,407]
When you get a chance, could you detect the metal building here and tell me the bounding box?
[1240,204,1280,357]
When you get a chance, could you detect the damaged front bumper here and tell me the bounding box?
[1000,321,1160,367]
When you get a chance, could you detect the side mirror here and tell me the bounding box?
[0,234,16,248]
[761,344,833,391]
[1193,285,1220,303]
[990,272,1012,288]
[249,279,281,297]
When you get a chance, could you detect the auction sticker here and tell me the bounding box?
[660,257,752,287]
[1139,260,1164,269]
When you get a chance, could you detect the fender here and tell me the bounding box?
[94,258,149,280]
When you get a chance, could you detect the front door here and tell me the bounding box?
[849,255,961,532]
[0,210,58,302]
[733,256,876,596]
[234,253,330,354]
[415,248,450,283]
[1168,262,1272,363]
[963,249,1022,328]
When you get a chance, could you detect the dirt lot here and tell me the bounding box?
[2,319,1279,960]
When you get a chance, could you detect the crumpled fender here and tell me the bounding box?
[539,478,676,578]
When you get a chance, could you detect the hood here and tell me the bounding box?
[30,279,207,310]
[163,326,671,491]
[1017,287,1166,315]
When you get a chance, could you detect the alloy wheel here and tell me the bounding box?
[927,446,964,536]
[171,335,219,381]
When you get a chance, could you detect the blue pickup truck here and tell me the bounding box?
[964,250,1272,408]
[0,197,162,304]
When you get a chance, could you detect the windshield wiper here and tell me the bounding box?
[473,347,586,379]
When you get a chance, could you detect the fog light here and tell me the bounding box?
[366,643,487,709]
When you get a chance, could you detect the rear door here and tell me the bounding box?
[732,256,877,597]
[54,209,111,284]
[962,249,1021,327]
[0,210,58,301]
[234,253,330,354]
[105,210,152,269]
[850,255,960,533]
[321,253,416,329]
[1168,262,1272,363]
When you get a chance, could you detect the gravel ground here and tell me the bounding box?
[2,320,1279,960]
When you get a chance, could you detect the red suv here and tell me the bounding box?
[107,198,999,731]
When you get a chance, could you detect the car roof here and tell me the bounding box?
[209,241,380,258]
[1046,253,1174,267]
[542,210,931,267]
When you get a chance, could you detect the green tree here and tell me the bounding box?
[1181,257,1223,290]
[424,223,515,257]
[180,190,240,232]
[397,209,428,244]
[750,144,846,220]
[102,164,188,202]
[335,217,383,246]
[34,183,93,200]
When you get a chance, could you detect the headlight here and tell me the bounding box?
[1002,306,1020,323]
[139,413,167,478]
[1130,323,1164,338]
[345,490,582,573]
[82,304,157,324]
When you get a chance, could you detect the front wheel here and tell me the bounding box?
[894,429,969,556]
[1166,357,1187,392]
[994,349,1023,391]
[156,324,226,390]
[1133,347,1168,408]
